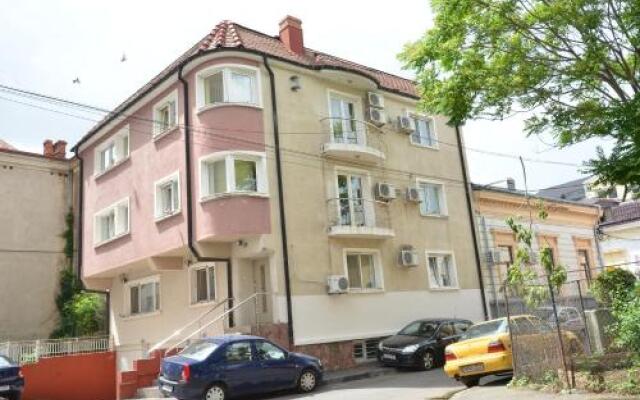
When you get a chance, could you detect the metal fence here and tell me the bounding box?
[0,336,111,364]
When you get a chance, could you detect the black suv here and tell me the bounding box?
[378,319,472,370]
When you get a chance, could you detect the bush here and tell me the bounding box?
[590,268,637,306]
[612,296,640,354]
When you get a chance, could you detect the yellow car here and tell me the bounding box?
[444,315,582,387]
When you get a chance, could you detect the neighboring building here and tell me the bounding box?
[0,139,73,340]
[473,184,602,318]
[538,175,638,203]
[73,16,486,372]
[598,201,640,277]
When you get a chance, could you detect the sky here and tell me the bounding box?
[0,0,610,192]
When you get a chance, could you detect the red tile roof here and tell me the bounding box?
[76,20,417,149]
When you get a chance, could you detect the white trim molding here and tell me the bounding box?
[425,250,460,290]
[153,171,181,222]
[195,64,262,110]
[198,150,268,201]
[342,248,385,293]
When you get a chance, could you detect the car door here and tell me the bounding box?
[434,322,457,361]
[219,341,263,396]
[255,340,298,390]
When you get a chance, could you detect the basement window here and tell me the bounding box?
[353,338,382,363]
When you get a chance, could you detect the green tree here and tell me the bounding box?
[400,0,640,185]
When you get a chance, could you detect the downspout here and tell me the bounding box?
[263,56,295,348]
[178,64,235,327]
[454,124,489,320]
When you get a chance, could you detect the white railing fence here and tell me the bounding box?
[0,336,111,364]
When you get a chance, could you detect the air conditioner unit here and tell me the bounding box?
[397,115,414,134]
[367,107,386,127]
[327,275,349,294]
[405,187,421,203]
[485,249,502,265]
[367,92,385,109]
[399,249,419,267]
[375,182,396,201]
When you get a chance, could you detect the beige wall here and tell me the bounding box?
[0,152,71,340]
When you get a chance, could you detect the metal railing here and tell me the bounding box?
[0,336,111,365]
[319,117,386,154]
[326,198,392,231]
[148,296,232,356]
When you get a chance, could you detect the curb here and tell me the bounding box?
[323,367,397,385]
[428,387,467,400]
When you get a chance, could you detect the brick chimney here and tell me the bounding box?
[43,139,54,157]
[279,16,304,55]
[53,140,67,159]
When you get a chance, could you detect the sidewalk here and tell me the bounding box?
[323,362,397,385]
[451,385,635,400]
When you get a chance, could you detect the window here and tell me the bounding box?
[255,341,286,361]
[418,181,446,216]
[95,126,130,174]
[353,338,381,362]
[336,172,369,226]
[190,264,216,304]
[453,321,471,335]
[198,66,260,108]
[410,116,436,147]
[154,173,180,219]
[437,323,455,338]
[126,277,160,316]
[94,198,129,245]
[224,342,253,363]
[153,91,177,136]
[345,251,382,291]
[426,252,458,289]
[577,249,592,281]
[200,152,267,199]
[329,93,361,145]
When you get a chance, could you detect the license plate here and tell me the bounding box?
[161,384,173,393]
[461,363,484,374]
[0,385,10,391]
[382,353,396,361]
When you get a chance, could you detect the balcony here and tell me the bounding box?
[327,198,394,239]
[320,118,385,164]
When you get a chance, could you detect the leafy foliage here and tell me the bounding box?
[590,267,637,306]
[400,0,640,187]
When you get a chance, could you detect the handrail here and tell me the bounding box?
[165,292,267,356]
[148,296,232,355]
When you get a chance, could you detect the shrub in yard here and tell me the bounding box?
[611,296,640,354]
[590,268,637,306]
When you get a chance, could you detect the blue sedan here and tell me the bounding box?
[158,335,323,400]
[0,355,24,400]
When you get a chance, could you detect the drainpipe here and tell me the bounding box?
[178,64,235,327]
[263,56,295,348]
[454,124,489,320]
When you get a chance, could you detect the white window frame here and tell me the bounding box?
[416,178,448,217]
[93,197,130,246]
[409,113,438,149]
[188,263,217,306]
[124,275,161,318]
[425,250,459,290]
[343,248,384,293]
[333,166,375,227]
[326,90,365,146]
[152,90,178,138]
[199,151,268,201]
[196,64,262,110]
[94,125,130,176]
[154,172,181,221]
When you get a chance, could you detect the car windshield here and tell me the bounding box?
[0,356,12,367]
[461,319,507,340]
[179,341,220,362]
[398,321,438,337]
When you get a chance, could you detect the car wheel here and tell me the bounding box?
[204,384,226,400]
[298,369,318,393]
[420,350,435,370]
[461,377,480,388]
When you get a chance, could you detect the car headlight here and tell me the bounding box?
[401,344,420,354]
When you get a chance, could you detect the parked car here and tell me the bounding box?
[377,318,473,370]
[534,306,585,334]
[158,335,323,400]
[0,355,24,400]
[443,315,583,387]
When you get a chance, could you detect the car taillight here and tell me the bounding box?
[181,364,190,382]
[488,340,506,353]
[445,349,457,362]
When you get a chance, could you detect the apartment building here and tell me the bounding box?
[0,139,73,340]
[598,201,640,276]
[74,16,486,371]
[473,184,602,317]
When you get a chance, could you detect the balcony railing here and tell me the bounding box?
[319,118,386,164]
[327,198,394,239]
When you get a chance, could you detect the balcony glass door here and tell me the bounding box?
[337,173,366,226]
[330,95,361,145]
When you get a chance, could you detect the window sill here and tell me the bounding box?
[347,288,385,294]
[154,209,182,223]
[197,102,262,114]
[419,213,449,219]
[153,126,180,142]
[410,141,439,150]
[94,156,131,180]
[428,286,460,292]
[94,232,130,248]
[188,299,219,309]
[120,310,161,321]
[200,192,269,204]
